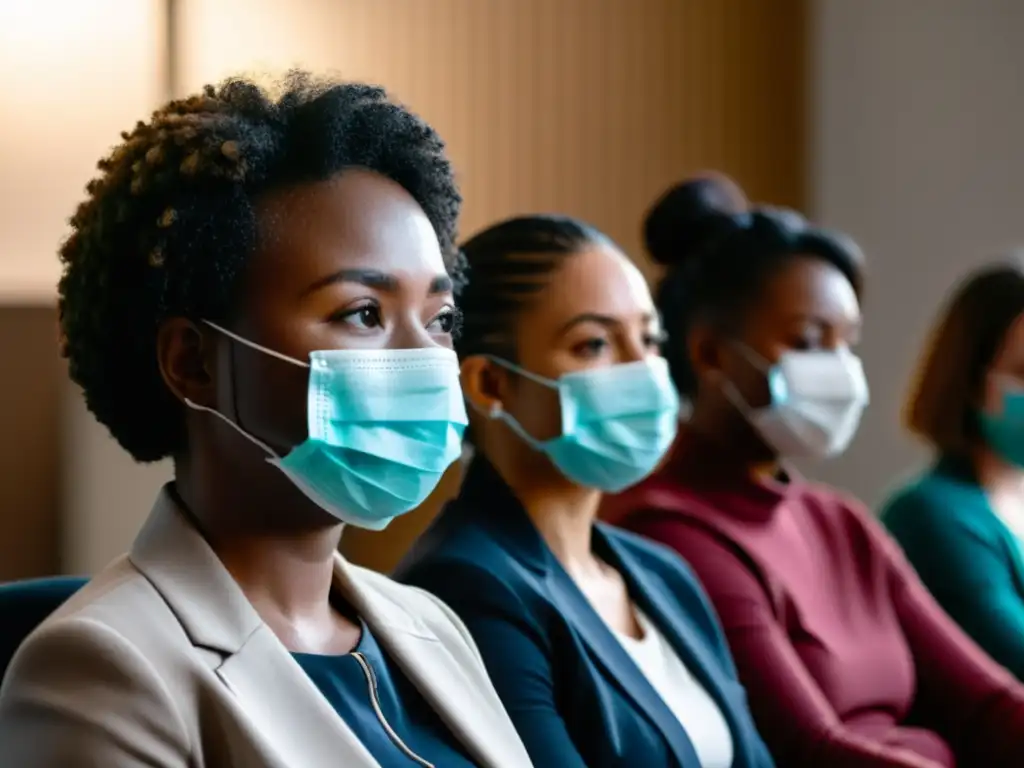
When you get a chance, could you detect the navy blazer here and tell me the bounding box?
[395,458,774,768]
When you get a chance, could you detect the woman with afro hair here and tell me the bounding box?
[0,72,532,768]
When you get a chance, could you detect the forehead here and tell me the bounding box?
[519,242,654,328]
[250,169,445,289]
[755,255,859,320]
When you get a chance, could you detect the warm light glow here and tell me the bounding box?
[0,1,125,56]
[178,0,326,93]
[0,0,163,302]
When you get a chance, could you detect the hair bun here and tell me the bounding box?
[643,172,749,268]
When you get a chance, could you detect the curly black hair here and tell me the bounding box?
[58,71,463,463]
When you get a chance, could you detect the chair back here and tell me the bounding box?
[0,576,87,680]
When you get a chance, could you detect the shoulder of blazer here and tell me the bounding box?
[0,557,195,762]
[399,480,552,586]
[31,554,192,659]
[396,511,558,648]
[0,608,194,761]
[398,532,550,619]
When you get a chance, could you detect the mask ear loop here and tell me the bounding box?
[712,341,758,419]
[185,320,311,464]
[482,355,561,390]
[719,377,756,421]
[723,341,791,412]
[204,320,310,368]
[732,342,771,373]
[183,397,280,463]
[463,359,555,452]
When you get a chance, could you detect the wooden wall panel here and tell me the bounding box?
[0,1,165,578]
[0,307,61,580]
[179,0,809,572]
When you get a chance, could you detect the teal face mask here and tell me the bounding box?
[186,322,468,530]
[980,377,1024,468]
[484,356,681,492]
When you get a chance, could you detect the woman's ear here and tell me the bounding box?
[460,356,509,418]
[687,323,724,384]
[157,317,216,407]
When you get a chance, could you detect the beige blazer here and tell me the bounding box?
[0,487,533,768]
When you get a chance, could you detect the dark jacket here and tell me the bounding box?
[395,457,775,768]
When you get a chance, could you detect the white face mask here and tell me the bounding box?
[723,345,869,460]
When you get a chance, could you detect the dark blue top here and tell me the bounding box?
[395,458,775,768]
[294,622,477,767]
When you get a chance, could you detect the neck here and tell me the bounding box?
[519,480,602,573]
[486,445,603,572]
[524,487,602,573]
[972,446,1024,494]
[213,528,343,621]
[173,465,343,623]
[688,403,781,481]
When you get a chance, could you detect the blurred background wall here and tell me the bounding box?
[1,0,1018,579]
[0,0,807,575]
[0,0,166,579]
[809,0,1024,506]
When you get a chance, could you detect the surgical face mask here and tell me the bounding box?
[722,345,869,460]
[979,376,1024,468]
[482,356,681,492]
[186,322,468,530]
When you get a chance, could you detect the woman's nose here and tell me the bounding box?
[618,334,648,364]
[389,315,445,350]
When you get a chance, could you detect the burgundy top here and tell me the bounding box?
[603,427,1024,768]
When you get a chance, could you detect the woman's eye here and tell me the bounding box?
[334,304,382,329]
[644,330,667,349]
[575,337,609,358]
[428,307,461,335]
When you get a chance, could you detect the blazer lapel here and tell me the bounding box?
[458,459,701,766]
[336,557,525,768]
[215,625,383,767]
[544,562,702,767]
[129,487,382,768]
[602,531,755,768]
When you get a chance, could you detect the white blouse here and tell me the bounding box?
[990,492,1024,543]
[612,609,735,768]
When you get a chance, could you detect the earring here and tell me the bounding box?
[488,402,503,419]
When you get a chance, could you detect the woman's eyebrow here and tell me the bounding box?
[301,270,453,297]
[556,312,619,337]
[301,268,399,296]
